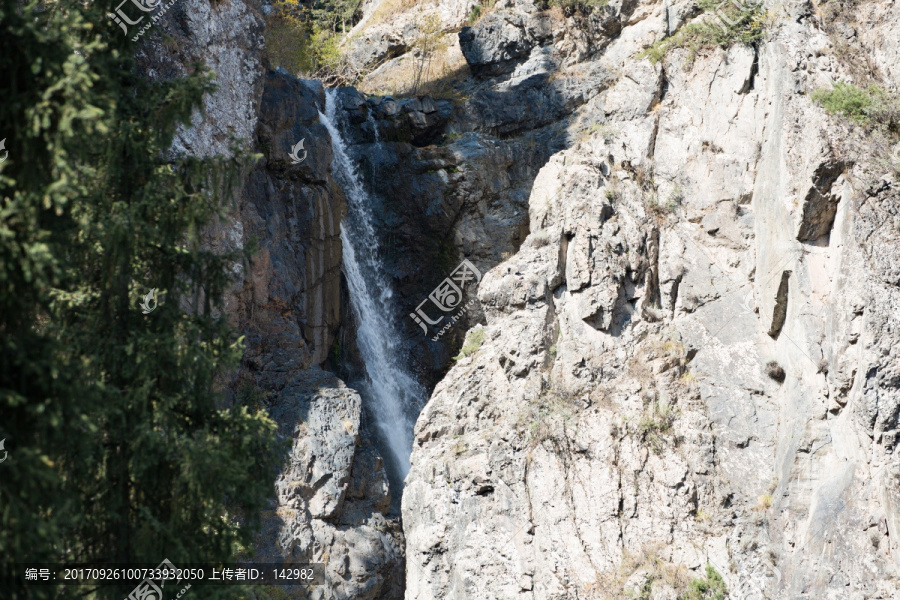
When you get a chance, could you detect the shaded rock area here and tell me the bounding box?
[236,73,408,600]
[458,9,555,77]
[332,88,454,147]
[324,86,560,386]
[235,72,345,385]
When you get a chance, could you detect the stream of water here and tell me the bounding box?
[319,90,426,494]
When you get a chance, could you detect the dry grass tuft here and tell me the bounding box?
[590,544,692,599]
[366,0,415,28]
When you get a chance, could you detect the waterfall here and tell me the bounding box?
[319,90,425,486]
[365,109,380,144]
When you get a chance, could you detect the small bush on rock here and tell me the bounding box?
[640,0,766,68]
[467,0,498,24]
[580,122,617,143]
[526,230,552,248]
[524,388,580,448]
[593,545,692,599]
[683,564,728,600]
[454,327,486,360]
[638,401,678,454]
[811,82,900,128]
[755,493,773,511]
[647,193,680,217]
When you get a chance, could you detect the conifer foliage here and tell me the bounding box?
[0,1,280,597]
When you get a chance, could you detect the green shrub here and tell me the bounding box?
[646,192,681,216]
[605,186,620,201]
[668,183,685,206]
[455,327,486,360]
[580,122,617,143]
[683,564,728,600]
[467,3,484,23]
[811,82,895,125]
[265,15,316,74]
[311,27,343,70]
[1,0,281,582]
[442,131,463,145]
[264,1,347,75]
[640,0,766,67]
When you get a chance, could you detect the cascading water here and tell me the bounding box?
[319,90,426,494]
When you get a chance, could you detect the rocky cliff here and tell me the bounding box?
[385,0,900,599]
[138,0,900,597]
[137,2,406,597]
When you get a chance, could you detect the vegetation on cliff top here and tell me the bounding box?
[265,0,355,75]
[811,81,900,173]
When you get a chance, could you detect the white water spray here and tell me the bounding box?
[319,90,425,481]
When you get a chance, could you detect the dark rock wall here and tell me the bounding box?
[237,73,345,393]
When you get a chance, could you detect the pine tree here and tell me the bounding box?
[0,1,280,598]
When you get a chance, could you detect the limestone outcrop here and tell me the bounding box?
[255,369,403,600]
[400,1,900,599]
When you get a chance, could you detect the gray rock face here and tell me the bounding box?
[343,0,479,71]
[255,369,403,600]
[333,87,454,147]
[145,0,900,598]
[402,2,900,600]
[459,10,554,77]
[236,73,345,383]
[135,0,266,159]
